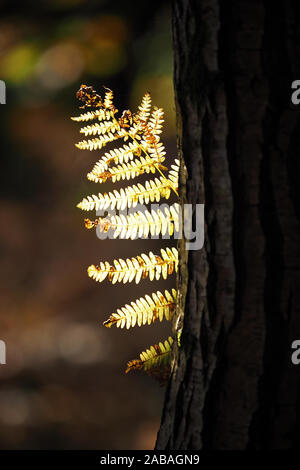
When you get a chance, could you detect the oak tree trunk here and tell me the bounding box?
[156,0,300,450]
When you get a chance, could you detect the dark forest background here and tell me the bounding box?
[0,0,178,449]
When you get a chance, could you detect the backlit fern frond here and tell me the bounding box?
[85,142,140,181]
[148,107,164,136]
[130,93,152,135]
[73,84,179,196]
[87,154,167,183]
[74,85,180,383]
[147,141,166,162]
[130,107,165,162]
[126,336,174,384]
[71,109,113,122]
[88,247,178,284]
[85,142,141,179]
[103,289,177,329]
[85,203,180,239]
[168,160,180,187]
[136,92,151,122]
[77,160,179,211]
[79,120,120,136]
[75,129,126,151]
[103,87,115,110]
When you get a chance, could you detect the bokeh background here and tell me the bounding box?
[0,0,178,449]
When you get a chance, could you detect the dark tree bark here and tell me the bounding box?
[156,0,300,450]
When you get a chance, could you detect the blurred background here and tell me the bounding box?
[0,0,178,449]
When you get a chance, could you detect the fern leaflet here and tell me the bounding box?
[103,289,177,329]
[77,160,179,211]
[84,202,180,239]
[126,336,174,384]
[88,247,178,284]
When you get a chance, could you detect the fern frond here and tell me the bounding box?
[148,107,164,136]
[71,109,112,123]
[87,155,167,183]
[79,120,120,137]
[86,203,180,239]
[77,160,179,211]
[103,87,114,110]
[103,289,177,329]
[125,336,173,383]
[75,129,126,151]
[88,247,178,284]
[147,141,166,162]
[168,160,180,186]
[73,85,180,384]
[136,92,151,122]
[85,141,141,181]
[131,107,164,154]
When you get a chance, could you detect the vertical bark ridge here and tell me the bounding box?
[156,0,235,449]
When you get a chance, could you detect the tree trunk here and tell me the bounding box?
[156,0,300,450]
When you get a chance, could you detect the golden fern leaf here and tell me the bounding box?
[125,336,173,383]
[77,160,179,211]
[75,129,126,151]
[134,107,164,154]
[87,154,167,183]
[79,120,120,137]
[168,160,180,187]
[130,92,152,135]
[85,203,180,239]
[147,141,166,161]
[103,87,115,110]
[85,141,141,181]
[103,288,177,329]
[73,85,180,384]
[88,247,178,284]
[71,109,113,123]
[148,107,164,136]
[73,85,178,196]
[136,92,152,121]
[77,190,125,211]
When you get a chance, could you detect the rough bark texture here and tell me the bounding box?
[156,0,300,450]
